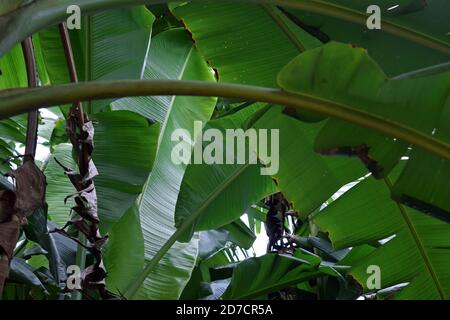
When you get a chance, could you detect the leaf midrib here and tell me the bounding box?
[261,4,306,53]
[187,163,252,228]
[384,177,446,300]
[138,46,195,209]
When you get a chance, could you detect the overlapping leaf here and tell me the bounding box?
[103,205,145,295]
[126,29,217,299]
[170,1,321,87]
[278,42,450,218]
[174,103,276,241]
[314,170,450,299]
[279,0,450,76]
[222,250,341,299]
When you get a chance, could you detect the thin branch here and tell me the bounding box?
[20,37,39,163]
[0,80,448,161]
[58,22,89,176]
[58,22,109,301]
[58,23,79,84]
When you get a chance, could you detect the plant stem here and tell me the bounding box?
[0,80,448,161]
[58,22,90,176]
[20,37,39,163]
[58,24,80,84]
[58,22,93,300]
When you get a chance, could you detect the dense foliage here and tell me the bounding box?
[0,0,448,300]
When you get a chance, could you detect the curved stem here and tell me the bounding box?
[21,37,39,162]
[58,23,80,84]
[58,22,90,175]
[0,79,449,161]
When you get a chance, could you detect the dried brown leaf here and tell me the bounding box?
[8,161,46,218]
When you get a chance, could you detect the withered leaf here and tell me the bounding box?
[8,161,46,218]
[81,121,95,152]
[0,218,20,258]
[0,258,9,279]
[0,190,16,223]
[83,160,98,182]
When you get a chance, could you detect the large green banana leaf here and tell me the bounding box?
[0,0,163,57]
[254,106,366,218]
[198,219,257,261]
[111,27,202,121]
[104,205,145,295]
[0,46,29,171]
[35,6,154,113]
[221,219,257,250]
[24,207,68,286]
[280,0,450,76]
[392,103,450,222]
[222,250,342,299]
[278,42,450,219]
[170,0,321,87]
[125,29,217,299]
[174,103,277,242]
[91,111,159,231]
[0,44,27,88]
[44,143,77,226]
[175,103,366,237]
[33,28,72,86]
[0,0,448,301]
[314,169,450,299]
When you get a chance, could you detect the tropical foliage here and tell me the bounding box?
[0,0,448,300]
